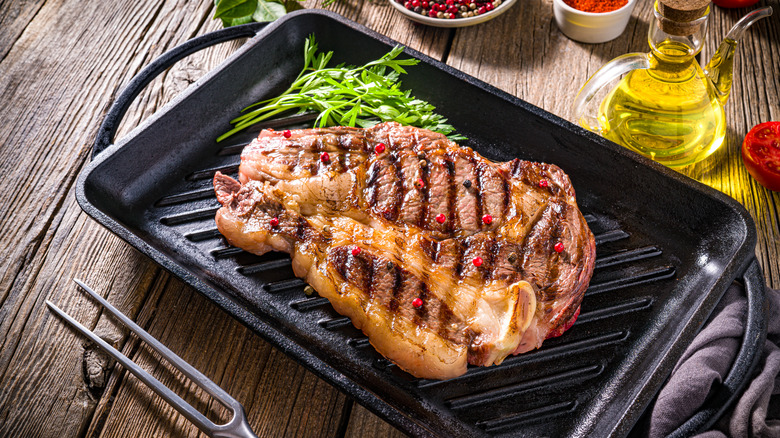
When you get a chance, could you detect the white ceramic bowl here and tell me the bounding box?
[389,0,518,28]
[553,0,636,44]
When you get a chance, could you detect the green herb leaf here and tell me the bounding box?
[252,0,287,22]
[214,0,258,19]
[220,15,256,27]
[217,35,465,142]
[284,0,305,12]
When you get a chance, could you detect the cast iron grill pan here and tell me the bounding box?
[77,11,765,437]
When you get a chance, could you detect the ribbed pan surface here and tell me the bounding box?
[156,125,677,437]
[77,10,757,437]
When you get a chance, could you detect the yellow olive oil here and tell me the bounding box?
[597,41,729,168]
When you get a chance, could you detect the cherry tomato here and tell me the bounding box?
[742,122,780,192]
[712,0,760,8]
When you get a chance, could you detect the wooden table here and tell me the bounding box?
[1,0,777,436]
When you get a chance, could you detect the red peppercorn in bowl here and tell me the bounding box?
[389,0,518,27]
[553,0,636,43]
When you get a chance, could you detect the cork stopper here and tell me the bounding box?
[657,0,710,36]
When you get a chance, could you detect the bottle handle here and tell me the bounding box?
[571,53,652,134]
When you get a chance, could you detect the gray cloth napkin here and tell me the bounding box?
[648,282,780,438]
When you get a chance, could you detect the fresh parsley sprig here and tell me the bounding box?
[217,36,465,142]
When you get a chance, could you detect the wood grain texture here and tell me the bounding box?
[0,0,46,61]
[0,0,778,437]
[323,0,451,59]
[344,404,409,438]
[0,0,348,437]
[0,188,159,437]
[92,275,349,438]
[681,5,780,289]
[447,0,651,120]
[0,0,180,432]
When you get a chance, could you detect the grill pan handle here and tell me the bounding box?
[92,21,269,159]
[669,258,767,437]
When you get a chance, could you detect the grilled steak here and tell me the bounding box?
[214,122,595,380]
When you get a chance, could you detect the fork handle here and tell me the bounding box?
[212,404,259,438]
[46,300,216,433]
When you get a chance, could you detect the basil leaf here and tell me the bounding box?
[252,0,287,22]
[214,0,258,19]
[284,0,305,12]
[220,15,256,27]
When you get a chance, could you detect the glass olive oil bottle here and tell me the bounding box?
[573,0,771,168]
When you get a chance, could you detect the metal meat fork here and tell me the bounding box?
[47,279,258,438]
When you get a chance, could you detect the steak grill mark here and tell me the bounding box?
[329,246,466,345]
[214,122,596,379]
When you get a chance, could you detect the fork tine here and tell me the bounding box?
[50,280,258,438]
[46,299,213,432]
[72,278,239,409]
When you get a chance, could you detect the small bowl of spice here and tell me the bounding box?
[553,0,636,43]
[389,0,518,27]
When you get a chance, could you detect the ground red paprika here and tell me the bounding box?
[563,0,627,13]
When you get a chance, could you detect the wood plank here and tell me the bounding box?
[0,189,160,437]
[447,0,649,126]
[0,0,348,436]
[0,0,168,346]
[0,0,46,61]
[345,404,409,438]
[324,0,452,59]
[683,6,780,289]
[0,0,173,394]
[90,275,349,438]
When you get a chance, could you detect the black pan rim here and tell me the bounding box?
[75,9,760,438]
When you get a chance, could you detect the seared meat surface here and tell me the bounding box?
[214,122,595,379]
